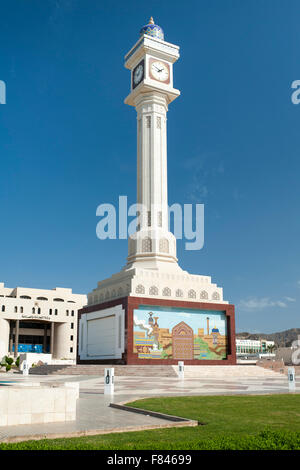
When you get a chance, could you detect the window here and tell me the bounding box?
[200,290,208,300]
[71,323,74,329]
[162,287,171,297]
[142,237,152,252]
[20,295,31,299]
[149,286,158,296]
[20,307,23,313]
[38,308,41,314]
[176,289,183,298]
[32,308,35,314]
[135,285,145,294]
[188,289,196,299]
[53,298,64,302]
[37,297,48,301]
[1,305,5,312]
[66,310,69,316]
[70,335,73,341]
[55,309,58,315]
[70,347,73,353]
[71,310,74,316]
[49,309,52,315]
[159,238,169,253]
[14,306,18,313]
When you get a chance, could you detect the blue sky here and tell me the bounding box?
[0,0,299,333]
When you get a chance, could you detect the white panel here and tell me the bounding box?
[87,315,115,357]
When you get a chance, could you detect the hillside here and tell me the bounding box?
[236,328,300,347]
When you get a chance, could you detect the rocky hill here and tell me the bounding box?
[236,328,300,347]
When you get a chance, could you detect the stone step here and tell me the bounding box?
[29,364,178,377]
[28,363,285,378]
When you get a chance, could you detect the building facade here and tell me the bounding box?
[236,338,275,356]
[0,282,87,361]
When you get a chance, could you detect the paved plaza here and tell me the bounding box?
[0,366,299,442]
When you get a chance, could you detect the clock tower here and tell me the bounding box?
[78,18,236,367]
[124,17,181,271]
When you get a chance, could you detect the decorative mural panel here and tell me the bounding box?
[133,305,228,360]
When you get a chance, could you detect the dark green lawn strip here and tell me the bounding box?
[0,395,299,450]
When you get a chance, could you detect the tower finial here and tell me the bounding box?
[149,17,154,24]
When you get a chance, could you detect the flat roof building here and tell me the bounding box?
[0,282,87,362]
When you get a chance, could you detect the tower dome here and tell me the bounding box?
[140,17,164,41]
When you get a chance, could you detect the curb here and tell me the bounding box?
[110,401,200,425]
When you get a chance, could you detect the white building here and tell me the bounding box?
[236,338,275,356]
[0,282,87,363]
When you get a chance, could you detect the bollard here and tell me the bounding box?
[288,367,296,392]
[178,361,184,380]
[104,368,114,395]
[22,360,29,376]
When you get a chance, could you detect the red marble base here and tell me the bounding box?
[77,296,236,366]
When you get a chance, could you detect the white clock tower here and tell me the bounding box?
[124,16,180,271]
[87,18,227,306]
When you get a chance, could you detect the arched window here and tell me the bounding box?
[14,306,18,313]
[37,297,48,301]
[142,237,152,252]
[212,291,220,301]
[135,284,145,294]
[188,289,196,299]
[163,287,171,297]
[53,298,64,302]
[1,305,5,312]
[176,289,183,298]
[20,295,31,299]
[117,287,123,297]
[149,286,158,296]
[200,290,208,300]
[159,238,169,253]
[32,308,35,314]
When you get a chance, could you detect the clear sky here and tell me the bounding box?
[1,0,299,333]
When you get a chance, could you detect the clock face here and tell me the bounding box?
[150,60,169,82]
[133,61,144,88]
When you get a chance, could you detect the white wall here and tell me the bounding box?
[79,305,125,360]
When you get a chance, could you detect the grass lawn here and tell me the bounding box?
[0,394,300,450]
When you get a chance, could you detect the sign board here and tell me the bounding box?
[288,367,296,391]
[104,368,114,395]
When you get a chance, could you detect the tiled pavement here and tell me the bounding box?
[0,370,299,442]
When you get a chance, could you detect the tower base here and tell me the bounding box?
[77,295,236,366]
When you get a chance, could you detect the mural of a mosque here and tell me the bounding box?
[133,306,228,360]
